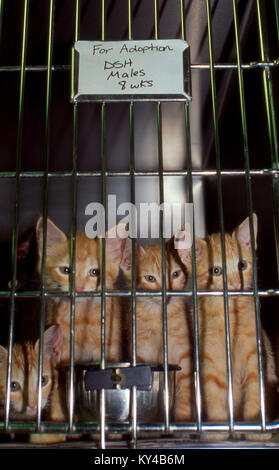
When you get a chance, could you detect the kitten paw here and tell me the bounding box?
[244,432,272,441]
[200,432,230,441]
[29,433,66,444]
[67,433,83,440]
[88,433,124,442]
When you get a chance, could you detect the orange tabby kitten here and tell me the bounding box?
[175,214,277,440]
[33,218,127,443]
[36,217,126,365]
[0,326,62,423]
[121,241,194,422]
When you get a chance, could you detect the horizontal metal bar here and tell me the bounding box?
[1,420,279,434]
[0,169,278,178]
[0,59,278,73]
[0,65,70,72]
[191,59,279,70]
[1,289,279,297]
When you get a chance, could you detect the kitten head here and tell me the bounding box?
[175,214,257,291]
[121,240,187,306]
[36,217,126,292]
[0,325,62,418]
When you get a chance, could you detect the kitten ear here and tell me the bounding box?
[106,222,128,263]
[120,237,132,272]
[17,228,36,260]
[120,239,145,272]
[174,229,206,266]
[235,213,258,249]
[36,217,67,254]
[173,225,192,250]
[36,326,63,365]
[0,346,7,365]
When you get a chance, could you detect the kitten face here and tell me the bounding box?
[0,344,52,417]
[36,218,125,293]
[176,215,257,291]
[198,233,253,291]
[0,326,62,418]
[121,242,187,307]
[43,231,101,293]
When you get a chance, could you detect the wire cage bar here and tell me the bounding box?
[0,0,278,450]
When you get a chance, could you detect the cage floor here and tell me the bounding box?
[1,438,279,450]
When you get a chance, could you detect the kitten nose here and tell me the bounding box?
[75,286,84,292]
[231,281,240,290]
[26,404,37,416]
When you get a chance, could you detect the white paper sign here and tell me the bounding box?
[72,40,191,102]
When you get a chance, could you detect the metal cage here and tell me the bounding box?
[0,0,279,449]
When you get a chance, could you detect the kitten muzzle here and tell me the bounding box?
[26,405,37,417]
[75,285,85,293]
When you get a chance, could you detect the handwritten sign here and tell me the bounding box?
[71,40,191,103]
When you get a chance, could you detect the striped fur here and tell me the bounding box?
[34,218,127,443]
[0,326,62,420]
[36,218,125,364]
[176,215,277,439]
[121,241,194,421]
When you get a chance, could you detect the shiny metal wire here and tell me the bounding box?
[180,0,202,432]
[128,0,138,448]
[4,0,29,433]
[206,0,235,433]
[36,0,56,433]
[0,0,279,447]
[154,0,170,433]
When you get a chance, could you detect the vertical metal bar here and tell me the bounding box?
[5,0,29,431]
[100,103,106,450]
[180,0,202,433]
[68,0,80,433]
[128,0,137,449]
[154,0,170,432]
[100,0,106,450]
[256,1,279,166]
[206,0,234,433]
[101,0,106,41]
[232,0,266,431]
[0,0,4,47]
[275,0,279,47]
[37,0,56,431]
[256,0,279,278]
[128,0,133,44]
[154,0,158,44]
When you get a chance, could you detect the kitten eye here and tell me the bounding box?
[10,381,21,392]
[59,266,71,275]
[172,270,181,279]
[238,260,248,271]
[8,280,18,289]
[145,275,156,283]
[88,268,100,278]
[210,266,223,277]
[41,376,49,387]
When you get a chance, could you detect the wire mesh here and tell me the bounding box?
[0,0,278,449]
